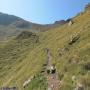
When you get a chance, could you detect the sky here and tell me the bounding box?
[0,0,90,24]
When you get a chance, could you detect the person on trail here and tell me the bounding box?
[51,65,56,74]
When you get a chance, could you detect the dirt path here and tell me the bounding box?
[45,49,60,90]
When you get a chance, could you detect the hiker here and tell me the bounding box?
[51,65,56,74]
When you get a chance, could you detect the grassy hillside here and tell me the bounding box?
[39,7,90,90]
[0,4,90,90]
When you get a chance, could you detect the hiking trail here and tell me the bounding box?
[45,48,60,90]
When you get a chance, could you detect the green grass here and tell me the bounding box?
[0,7,90,90]
[26,74,47,90]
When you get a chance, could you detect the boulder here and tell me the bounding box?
[68,20,73,26]
[83,62,90,70]
[69,34,80,45]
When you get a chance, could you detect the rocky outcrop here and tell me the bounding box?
[68,34,80,45]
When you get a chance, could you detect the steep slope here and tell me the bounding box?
[0,31,46,90]
[39,5,90,90]
[0,4,90,90]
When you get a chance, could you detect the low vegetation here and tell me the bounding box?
[0,4,90,90]
[26,74,47,90]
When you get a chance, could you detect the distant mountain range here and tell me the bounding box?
[0,12,70,40]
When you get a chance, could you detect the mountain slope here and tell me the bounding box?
[39,5,90,90]
[0,4,90,90]
[0,12,42,40]
[0,12,68,41]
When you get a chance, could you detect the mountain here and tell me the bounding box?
[54,20,67,25]
[0,12,70,41]
[0,12,40,28]
[0,3,90,90]
[0,12,42,40]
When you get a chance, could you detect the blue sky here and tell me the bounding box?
[0,0,90,24]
